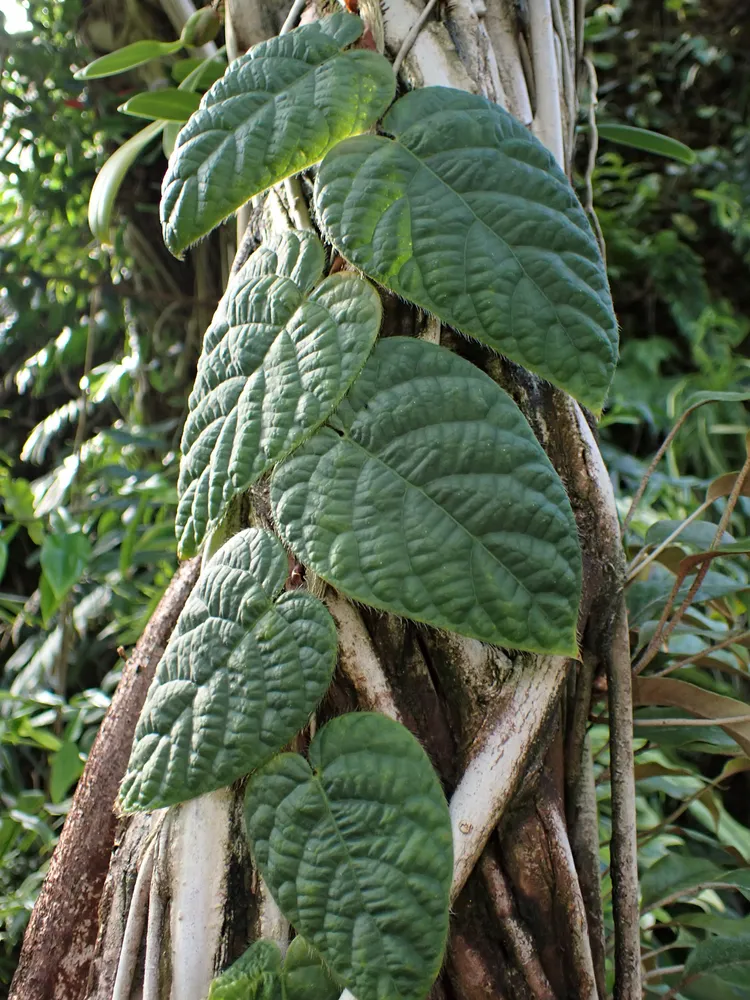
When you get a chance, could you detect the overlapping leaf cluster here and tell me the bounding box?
[121,11,621,1000]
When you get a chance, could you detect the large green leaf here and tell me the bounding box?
[176,230,381,558]
[314,87,618,412]
[245,713,453,1000]
[119,529,337,812]
[282,937,340,1000]
[271,337,582,654]
[208,940,283,1000]
[161,12,396,255]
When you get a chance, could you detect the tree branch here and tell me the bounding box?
[10,557,200,1000]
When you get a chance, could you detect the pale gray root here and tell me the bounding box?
[449,653,569,901]
[325,592,403,722]
[168,790,234,1000]
[538,798,599,1000]
[142,819,170,1000]
[159,0,219,58]
[112,835,157,1000]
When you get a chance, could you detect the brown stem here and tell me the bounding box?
[10,557,200,1000]
[606,603,641,1000]
[634,451,750,674]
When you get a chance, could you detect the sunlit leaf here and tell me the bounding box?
[74,39,184,80]
[89,120,165,244]
[119,89,201,122]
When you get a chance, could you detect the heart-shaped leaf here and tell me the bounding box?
[314,86,618,412]
[208,940,282,1000]
[176,230,381,558]
[245,713,453,1000]
[271,337,582,655]
[161,12,396,256]
[119,528,337,812]
[283,937,341,1000]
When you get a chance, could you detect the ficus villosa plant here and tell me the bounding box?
[99,10,618,1000]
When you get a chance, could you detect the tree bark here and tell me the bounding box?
[12,3,638,1000]
[9,557,200,1000]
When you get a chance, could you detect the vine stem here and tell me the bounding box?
[653,627,750,678]
[626,496,713,582]
[622,395,736,532]
[280,0,307,36]
[583,56,606,260]
[606,604,641,1000]
[392,0,440,75]
[634,450,750,675]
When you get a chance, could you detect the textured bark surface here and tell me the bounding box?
[9,557,200,1000]
[13,2,634,999]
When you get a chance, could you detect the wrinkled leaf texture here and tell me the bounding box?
[161,12,396,255]
[272,336,582,655]
[315,87,618,412]
[245,713,453,1000]
[176,230,381,558]
[120,529,337,812]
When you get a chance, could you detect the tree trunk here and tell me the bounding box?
[12,2,639,999]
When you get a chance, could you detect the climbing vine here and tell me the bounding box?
[91,10,619,1000]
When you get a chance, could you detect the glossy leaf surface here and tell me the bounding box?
[245,713,453,1000]
[315,87,618,411]
[120,529,337,812]
[272,337,582,654]
[161,13,396,255]
[176,230,380,558]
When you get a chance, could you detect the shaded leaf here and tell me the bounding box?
[633,676,750,757]
[245,713,453,1000]
[207,940,283,1000]
[40,530,91,601]
[49,741,84,804]
[271,337,582,654]
[161,13,396,255]
[120,529,337,812]
[283,937,341,1000]
[176,231,380,557]
[683,934,750,979]
[597,123,697,164]
[314,87,618,411]
[708,472,750,504]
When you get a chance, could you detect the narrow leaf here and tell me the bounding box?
[597,123,697,164]
[161,12,396,255]
[119,89,201,122]
[272,337,582,655]
[176,230,381,558]
[633,676,750,757]
[74,39,184,80]
[314,86,618,411]
[119,528,337,812]
[245,713,453,1000]
[89,120,165,244]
